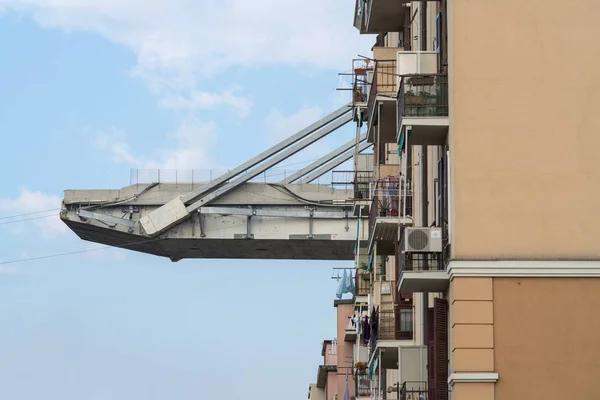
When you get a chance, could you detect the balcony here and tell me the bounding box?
[354,170,375,217]
[354,0,408,34]
[369,308,414,350]
[355,269,371,297]
[368,307,414,362]
[352,59,373,108]
[397,74,449,147]
[400,381,428,400]
[367,59,399,144]
[345,316,357,342]
[397,252,449,293]
[379,309,413,341]
[337,58,373,122]
[316,364,336,389]
[368,178,413,250]
[355,372,372,398]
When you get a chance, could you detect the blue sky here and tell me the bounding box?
[0,2,372,399]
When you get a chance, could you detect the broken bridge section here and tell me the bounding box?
[60,103,372,261]
[61,182,368,261]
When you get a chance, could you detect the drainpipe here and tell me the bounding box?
[421,0,428,52]
[421,145,429,348]
[378,349,382,400]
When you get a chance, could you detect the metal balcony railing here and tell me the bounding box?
[351,59,374,108]
[331,170,374,200]
[355,271,371,296]
[369,178,413,234]
[398,74,449,127]
[378,309,413,341]
[369,307,414,358]
[355,170,375,200]
[398,252,445,274]
[367,60,397,120]
[355,372,372,397]
[400,381,428,400]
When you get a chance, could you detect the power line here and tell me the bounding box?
[0,214,56,226]
[0,237,161,265]
[0,208,59,220]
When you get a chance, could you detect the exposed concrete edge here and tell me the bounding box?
[448,260,600,278]
[448,372,499,386]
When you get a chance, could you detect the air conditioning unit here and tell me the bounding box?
[402,227,442,252]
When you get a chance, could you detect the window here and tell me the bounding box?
[399,308,413,332]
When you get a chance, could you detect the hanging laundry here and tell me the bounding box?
[336,269,355,299]
[362,315,370,345]
[345,268,355,295]
[336,270,350,299]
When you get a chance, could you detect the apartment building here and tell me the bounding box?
[343,0,600,399]
[308,301,356,400]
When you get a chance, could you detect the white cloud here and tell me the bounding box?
[95,117,218,171]
[264,106,335,171]
[265,106,324,146]
[161,88,253,118]
[0,0,373,90]
[0,188,68,238]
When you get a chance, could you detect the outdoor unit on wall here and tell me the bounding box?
[402,227,442,253]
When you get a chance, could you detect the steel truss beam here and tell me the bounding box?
[180,103,351,204]
[300,142,372,184]
[281,133,368,184]
[140,105,353,236]
[199,206,352,219]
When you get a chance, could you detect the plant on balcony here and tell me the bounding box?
[355,361,368,372]
[357,262,370,281]
[353,87,366,103]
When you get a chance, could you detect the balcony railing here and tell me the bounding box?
[379,309,413,341]
[355,271,371,296]
[355,171,375,200]
[331,170,374,200]
[369,178,413,234]
[352,59,374,108]
[398,252,445,274]
[400,381,428,400]
[369,307,414,356]
[367,60,397,120]
[398,74,449,126]
[355,372,371,397]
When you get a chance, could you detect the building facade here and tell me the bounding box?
[312,0,600,399]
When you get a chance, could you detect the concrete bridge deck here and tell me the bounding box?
[61,182,369,261]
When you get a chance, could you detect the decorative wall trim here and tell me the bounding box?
[448,260,600,279]
[448,372,499,386]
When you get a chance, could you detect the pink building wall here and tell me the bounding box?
[322,341,339,400]
[335,300,356,400]
[323,341,338,366]
[327,371,338,400]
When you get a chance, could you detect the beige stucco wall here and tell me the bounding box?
[493,277,600,399]
[450,0,600,258]
[373,46,402,62]
[310,384,326,400]
[450,278,494,374]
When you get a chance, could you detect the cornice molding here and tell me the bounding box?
[448,260,600,279]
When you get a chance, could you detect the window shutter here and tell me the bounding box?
[433,298,449,400]
[427,307,435,400]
